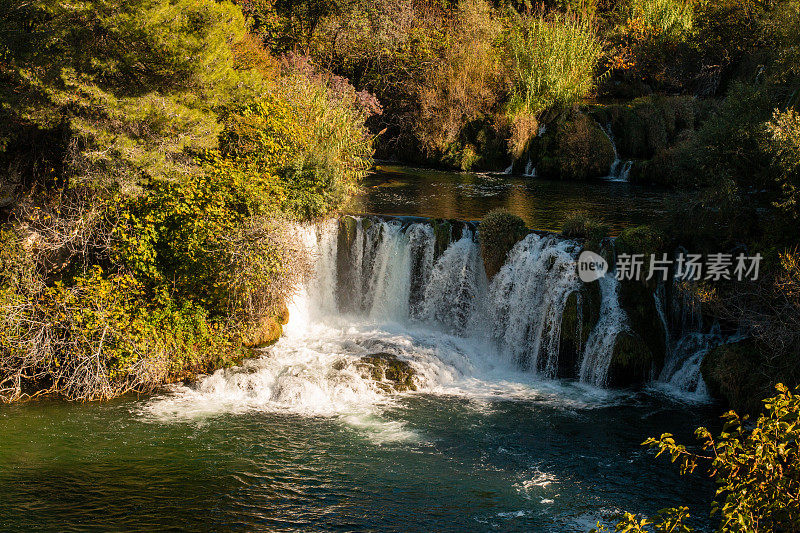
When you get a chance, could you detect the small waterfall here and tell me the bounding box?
[578,274,629,386]
[503,163,513,175]
[524,158,536,177]
[654,280,722,398]
[599,122,632,182]
[418,229,486,335]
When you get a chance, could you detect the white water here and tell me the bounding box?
[524,158,536,177]
[144,217,718,425]
[578,274,629,386]
[144,219,621,424]
[599,123,632,182]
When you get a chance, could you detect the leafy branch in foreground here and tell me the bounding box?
[592,383,800,532]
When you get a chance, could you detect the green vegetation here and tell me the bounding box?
[478,209,528,279]
[594,384,800,532]
[561,211,611,249]
[0,0,372,401]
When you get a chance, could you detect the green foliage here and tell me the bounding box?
[0,0,371,402]
[647,384,800,532]
[767,108,800,223]
[479,209,528,279]
[561,212,610,249]
[0,0,261,191]
[625,0,695,42]
[594,384,800,532]
[504,12,602,119]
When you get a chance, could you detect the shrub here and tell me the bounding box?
[767,108,800,226]
[561,212,610,248]
[479,209,528,279]
[595,384,800,532]
[416,0,504,161]
[625,0,695,43]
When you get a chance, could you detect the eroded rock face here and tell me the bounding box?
[355,353,417,392]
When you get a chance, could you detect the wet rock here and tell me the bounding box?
[356,353,417,392]
[558,284,601,378]
[532,111,616,180]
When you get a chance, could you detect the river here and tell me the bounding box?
[0,169,718,532]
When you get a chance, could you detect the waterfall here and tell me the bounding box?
[488,235,580,375]
[524,158,536,177]
[654,280,728,399]
[578,274,628,386]
[599,122,632,182]
[320,217,586,377]
[148,214,725,421]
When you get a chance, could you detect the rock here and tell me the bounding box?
[431,219,452,259]
[614,225,669,372]
[701,338,772,415]
[336,215,360,312]
[356,353,417,392]
[558,283,601,378]
[607,331,654,387]
[533,111,616,180]
[478,209,528,279]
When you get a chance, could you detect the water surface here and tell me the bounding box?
[347,165,672,234]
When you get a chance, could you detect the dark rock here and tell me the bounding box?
[701,338,772,415]
[607,331,654,387]
[558,283,601,378]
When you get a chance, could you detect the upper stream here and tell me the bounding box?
[347,165,673,234]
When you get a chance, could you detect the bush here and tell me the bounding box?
[624,0,695,43]
[479,209,528,279]
[561,212,610,249]
[595,384,800,532]
[416,0,504,164]
[767,108,800,226]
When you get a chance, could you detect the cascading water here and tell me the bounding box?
[599,122,632,182]
[653,281,738,399]
[488,235,581,375]
[578,274,629,387]
[147,215,723,424]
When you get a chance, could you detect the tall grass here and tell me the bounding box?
[505,12,602,118]
[626,0,695,41]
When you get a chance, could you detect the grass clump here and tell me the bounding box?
[505,12,602,119]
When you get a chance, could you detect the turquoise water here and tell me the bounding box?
[0,389,716,532]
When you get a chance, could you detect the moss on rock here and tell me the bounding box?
[336,215,360,311]
[478,209,528,279]
[701,338,773,415]
[607,331,654,387]
[534,111,615,180]
[432,219,453,259]
[241,316,283,348]
[357,353,418,392]
[559,284,601,378]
